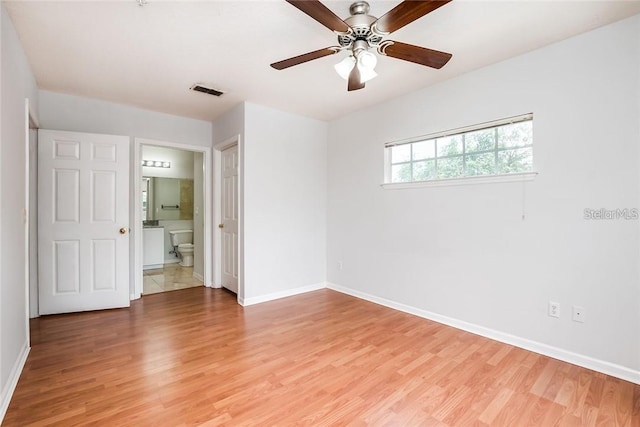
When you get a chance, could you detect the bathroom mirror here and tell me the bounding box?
[142,177,194,221]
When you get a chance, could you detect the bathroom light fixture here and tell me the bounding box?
[141,160,171,168]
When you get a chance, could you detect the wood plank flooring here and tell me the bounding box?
[4,288,639,426]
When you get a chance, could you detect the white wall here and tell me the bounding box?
[38,91,211,146]
[327,15,640,381]
[242,102,327,304]
[212,102,244,147]
[0,3,39,419]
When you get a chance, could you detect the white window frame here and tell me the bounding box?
[382,113,537,189]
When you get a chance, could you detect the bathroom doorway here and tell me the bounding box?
[133,139,212,298]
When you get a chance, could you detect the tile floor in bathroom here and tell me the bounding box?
[143,263,203,295]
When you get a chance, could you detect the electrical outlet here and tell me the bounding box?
[548,301,560,318]
[337,261,343,271]
[572,306,586,322]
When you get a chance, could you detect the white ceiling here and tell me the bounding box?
[5,1,640,122]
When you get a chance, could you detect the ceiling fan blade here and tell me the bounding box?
[373,0,452,34]
[379,41,452,69]
[347,66,365,91]
[285,0,351,33]
[271,47,340,70]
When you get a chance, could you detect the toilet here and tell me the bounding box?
[169,230,194,267]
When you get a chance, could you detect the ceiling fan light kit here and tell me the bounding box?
[271,0,453,92]
[334,40,378,89]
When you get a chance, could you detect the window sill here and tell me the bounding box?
[381,171,538,190]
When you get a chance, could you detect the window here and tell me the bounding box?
[385,114,533,185]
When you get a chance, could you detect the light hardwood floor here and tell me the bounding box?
[4,288,639,426]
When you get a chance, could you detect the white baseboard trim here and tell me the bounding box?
[327,282,640,385]
[193,272,204,282]
[0,343,30,423]
[240,282,327,307]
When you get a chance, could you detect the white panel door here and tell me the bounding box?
[221,145,238,293]
[38,130,130,315]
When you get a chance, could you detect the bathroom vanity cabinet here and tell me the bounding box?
[143,227,164,270]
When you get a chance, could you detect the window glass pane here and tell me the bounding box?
[465,152,495,176]
[385,115,533,185]
[391,144,411,163]
[437,136,463,157]
[437,156,463,179]
[412,140,435,160]
[413,160,436,181]
[465,128,495,153]
[498,121,532,148]
[497,147,533,173]
[391,163,412,183]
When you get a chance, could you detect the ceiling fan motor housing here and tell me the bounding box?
[349,1,369,15]
[338,1,383,49]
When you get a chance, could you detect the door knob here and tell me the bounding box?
[119,227,128,234]
[218,223,224,228]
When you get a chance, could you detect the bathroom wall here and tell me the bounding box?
[149,177,193,221]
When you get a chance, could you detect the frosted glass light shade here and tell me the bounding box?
[334,56,356,80]
[358,51,377,69]
[359,67,378,83]
[358,51,378,83]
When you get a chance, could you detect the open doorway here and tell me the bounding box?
[133,138,212,299]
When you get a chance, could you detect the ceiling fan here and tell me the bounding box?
[271,0,453,92]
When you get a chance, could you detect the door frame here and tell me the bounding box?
[132,138,213,298]
[25,99,39,319]
[213,135,243,303]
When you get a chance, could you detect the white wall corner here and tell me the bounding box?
[326,283,640,385]
[239,282,328,307]
[0,343,30,423]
